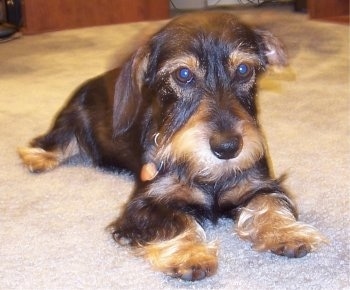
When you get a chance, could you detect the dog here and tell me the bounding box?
[18,12,326,281]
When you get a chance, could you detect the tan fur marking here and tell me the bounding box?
[229,51,261,68]
[236,194,327,254]
[146,175,207,205]
[157,100,265,181]
[18,147,61,173]
[136,222,218,280]
[159,55,200,76]
[18,138,80,173]
[219,175,263,207]
[235,120,265,171]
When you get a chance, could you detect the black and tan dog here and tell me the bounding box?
[18,12,325,281]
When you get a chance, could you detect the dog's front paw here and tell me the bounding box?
[254,222,327,258]
[140,239,218,281]
[170,261,216,281]
[161,246,218,281]
[270,241,311,258]
[236,194,328,258]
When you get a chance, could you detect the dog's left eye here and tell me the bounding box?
[174,67,194,84]
[236,63,253,80]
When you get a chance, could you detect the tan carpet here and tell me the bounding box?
[0,6,349,289]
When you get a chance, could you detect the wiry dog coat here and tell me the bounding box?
[19,12,325,281]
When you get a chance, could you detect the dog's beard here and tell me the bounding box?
[156,120,265,182]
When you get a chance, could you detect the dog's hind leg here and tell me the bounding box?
[18,138,79,173]
[18,108,80,173]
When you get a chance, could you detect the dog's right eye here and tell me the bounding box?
[173,67,194,85]
[235,63,253,81]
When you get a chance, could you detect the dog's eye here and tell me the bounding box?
[174,67,194,84]
[236,63,253,80]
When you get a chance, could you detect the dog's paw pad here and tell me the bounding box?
[171,264,215,281]
[144,240,218,281]
[271,243,311,258]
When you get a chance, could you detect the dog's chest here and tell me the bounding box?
[194,180,244,218]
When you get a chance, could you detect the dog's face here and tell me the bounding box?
[113,12,286,182]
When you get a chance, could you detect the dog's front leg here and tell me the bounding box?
[110,178,217,281]
[236,192,326,258]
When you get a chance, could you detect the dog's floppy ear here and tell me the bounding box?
[255,29,287,67]
[113,46,149,136]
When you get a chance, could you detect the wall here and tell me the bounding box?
[170,0,240,9]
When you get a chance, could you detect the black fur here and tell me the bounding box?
[23,12,313,272]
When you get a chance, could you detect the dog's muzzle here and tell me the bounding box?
[209,133,243,160]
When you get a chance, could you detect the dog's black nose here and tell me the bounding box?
[210,134,242,160]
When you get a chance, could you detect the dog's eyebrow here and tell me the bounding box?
[159,55,199,74]
[229,51,261,67]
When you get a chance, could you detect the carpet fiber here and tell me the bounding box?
[0,6,349,289]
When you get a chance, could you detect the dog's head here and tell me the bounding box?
[113,12,286,181]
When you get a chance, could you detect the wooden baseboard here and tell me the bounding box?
[318,15,349,24]
[21,0,169,34]
[308,0,349,24]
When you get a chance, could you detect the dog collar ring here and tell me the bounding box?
[153,132,160,147]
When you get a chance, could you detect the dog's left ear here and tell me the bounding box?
[255,29,287,67]
[113,46,149,136]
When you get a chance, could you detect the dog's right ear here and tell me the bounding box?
[254,29,287,68]
[113,46,149,136]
